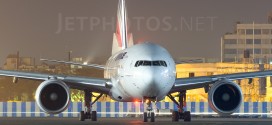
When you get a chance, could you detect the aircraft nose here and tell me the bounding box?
[142,68,162,96]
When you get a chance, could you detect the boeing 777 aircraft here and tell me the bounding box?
[1,0,272,123]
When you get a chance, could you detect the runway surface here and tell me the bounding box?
[1,117,272,125]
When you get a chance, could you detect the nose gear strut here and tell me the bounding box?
[143,99,155,122]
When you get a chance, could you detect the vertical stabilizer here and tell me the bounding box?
[112,0,134,55]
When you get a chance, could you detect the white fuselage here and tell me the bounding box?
[104,42,176,102]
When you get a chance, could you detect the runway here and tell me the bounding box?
[1,117,272,125]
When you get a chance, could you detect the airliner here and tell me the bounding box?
[1,0,272,123]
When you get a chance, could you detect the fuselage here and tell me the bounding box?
[104,42,176,102]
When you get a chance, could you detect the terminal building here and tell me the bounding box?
[222,13,272,63]
[3,52,34,70]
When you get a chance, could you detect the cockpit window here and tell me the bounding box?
[143,61,151,66]
[160,61,167,67]
[152,61,160,66]
[139,61,143,66]
[135,60,167,67]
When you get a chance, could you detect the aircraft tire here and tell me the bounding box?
[91,111,97,121]
[150,112,155,122]
[172,111,179,122]
[184,111,191,122]
[79,111,85,121]
[143,112,148,122]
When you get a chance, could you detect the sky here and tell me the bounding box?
[0,0,272,65]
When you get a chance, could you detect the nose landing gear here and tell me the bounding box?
[168,90,191,122]
[143,99,155,122]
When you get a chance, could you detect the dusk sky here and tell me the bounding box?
[0,0,272,65]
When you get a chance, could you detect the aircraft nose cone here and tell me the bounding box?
[142,68,161,97]
[144,70,154,84]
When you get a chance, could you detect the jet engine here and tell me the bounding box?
[208,79,243,115]
[35,79,70,114]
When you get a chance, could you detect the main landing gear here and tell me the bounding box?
[79,90,103,122]
[143,99,155,122]
[167,90,191,122]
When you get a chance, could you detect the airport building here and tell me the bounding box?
[222,13,272,63]
[3,52,34,70]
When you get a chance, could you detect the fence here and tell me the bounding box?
[0,102,271,117]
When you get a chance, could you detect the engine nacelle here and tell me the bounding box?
[35,79,70,114]
[208,79,243,115]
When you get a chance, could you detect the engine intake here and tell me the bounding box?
[208,79,243,115]
[35,79,70,114]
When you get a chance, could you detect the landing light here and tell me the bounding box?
[134,100,140,103]
[145,99,149,104]
[83,62,88,65]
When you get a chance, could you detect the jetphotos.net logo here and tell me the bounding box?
[55,13,217,34]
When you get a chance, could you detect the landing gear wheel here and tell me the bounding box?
[150,112,155,122]
[79,111,85,121]
[143,112,148,122]
[184,111,191,122]
[86,112,91,119]
[91,111,97,121]
[172,111,179,122]
[81,90,103,122]
[168,91,191,122]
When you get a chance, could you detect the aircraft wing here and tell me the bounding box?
[171,70,272,93]
[0,70,110,94]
